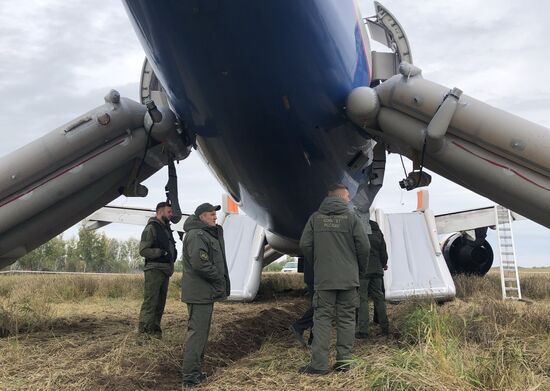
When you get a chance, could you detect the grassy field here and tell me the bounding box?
[0,272,549,390]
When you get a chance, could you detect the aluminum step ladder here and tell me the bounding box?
[495,205,522,300]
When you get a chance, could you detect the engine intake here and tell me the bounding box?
[442,233,493,276]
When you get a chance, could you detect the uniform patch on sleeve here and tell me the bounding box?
[199,250,209,261]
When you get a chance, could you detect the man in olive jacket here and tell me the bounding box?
[357,220,389,337]
[181,203,230,387]
[138,202,177,338]
[299,184,370,374]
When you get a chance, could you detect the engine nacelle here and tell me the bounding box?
[442,233,493,276]
[265,231,300,256]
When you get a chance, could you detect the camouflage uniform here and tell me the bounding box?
[181,212,230,385]
[300,197,370,371]
[357,220,389,336]
[138,217,176,336]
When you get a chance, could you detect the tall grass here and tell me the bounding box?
[0,272,549,390]
[0,297,53,337]
[256,272,305,298]
[453,273,550,300]
[356,298,550,390]
[0,274,174,336]
[0,273,305,336]
[0,274,185,303]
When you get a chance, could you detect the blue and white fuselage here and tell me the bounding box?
[124,0,374,241]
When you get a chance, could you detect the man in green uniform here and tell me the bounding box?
[181,203,231,387]
[137,201,177,338]
[356,220,389,338]
[299,184,370,374]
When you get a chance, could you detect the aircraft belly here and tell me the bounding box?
[197,122,369,238]
[123,0,372,239]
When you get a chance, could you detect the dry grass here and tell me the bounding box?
[454,272,550,301]
[0,272,548,390]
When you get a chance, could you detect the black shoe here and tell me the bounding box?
[381,327,389,336]
[182,379,201,388]
[355,332,369,339]
[333,361,351,372]
[289,325,306,347]
[138,330,162,338]
[182,374,204,388]
[182,371,207,387]
[136,331,155,345]
[298,365,329,375]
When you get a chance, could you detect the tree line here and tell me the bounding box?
[11,225,143,273]
[9,226,298,273]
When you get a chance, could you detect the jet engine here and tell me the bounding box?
[441,232,493,276]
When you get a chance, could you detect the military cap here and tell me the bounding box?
[194,202,221,217]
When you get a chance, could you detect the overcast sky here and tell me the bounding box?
[0,0,548,266]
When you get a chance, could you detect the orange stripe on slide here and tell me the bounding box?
[226,195,239,214]
[416,191,423,211]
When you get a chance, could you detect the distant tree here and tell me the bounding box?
[64,237,84,271]
[7,228,165,274]
[124,238,142,272]
[16,235,65,271]
[76,226,110,272]
[105,237,133,273]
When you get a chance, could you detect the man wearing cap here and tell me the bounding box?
[181,202,231,387]
[137,202,177,338]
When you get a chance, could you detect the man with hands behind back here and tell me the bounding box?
[181,202,231,387]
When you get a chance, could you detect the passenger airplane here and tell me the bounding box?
[0,1,549,299]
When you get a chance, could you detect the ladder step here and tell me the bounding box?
[506,287,519,291]
[504,278,517,281]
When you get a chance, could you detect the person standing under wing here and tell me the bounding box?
[298,184,370,374]
[181,203,231,388]
[356,220,389,338]
[137,202,177,339]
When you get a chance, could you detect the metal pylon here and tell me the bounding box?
[495,205,522,300]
